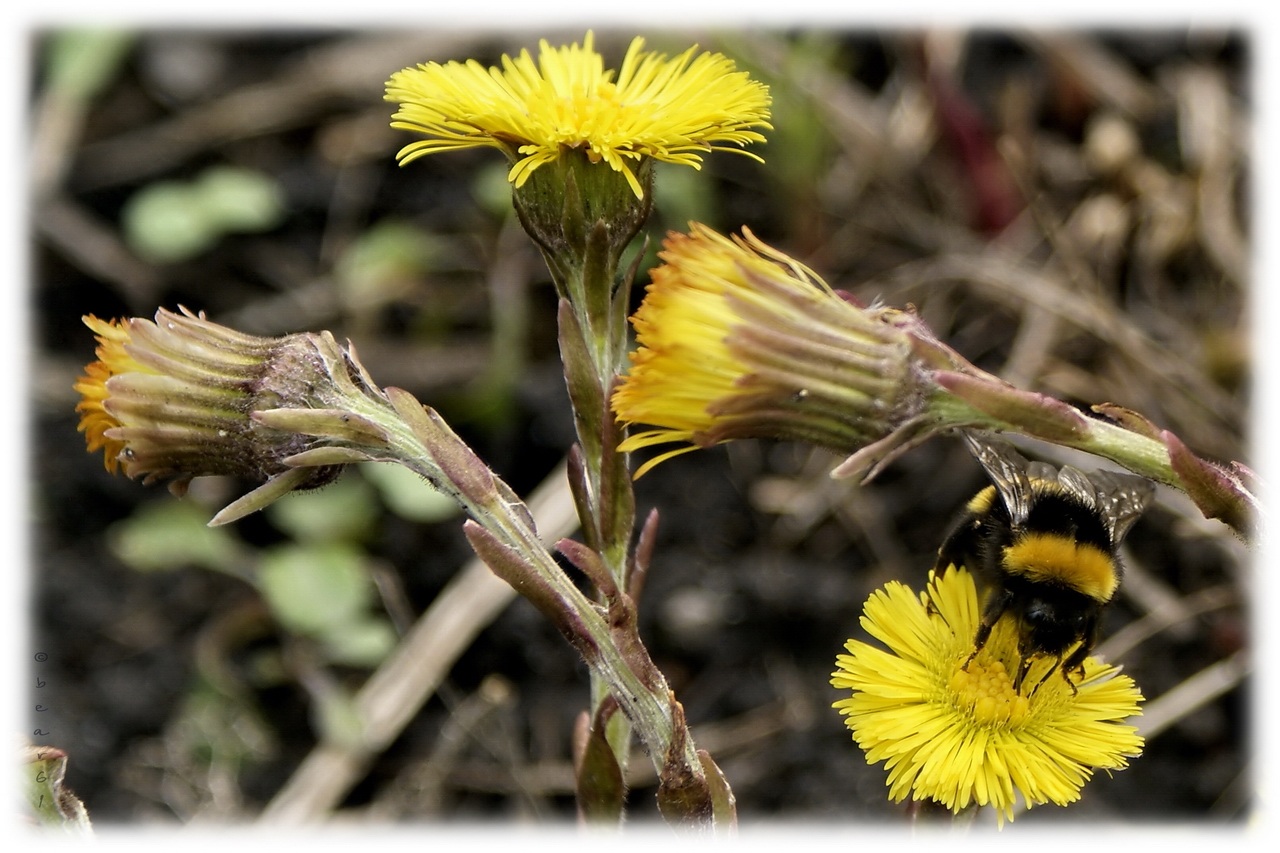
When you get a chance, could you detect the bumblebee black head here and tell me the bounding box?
[1011,585,1097,659]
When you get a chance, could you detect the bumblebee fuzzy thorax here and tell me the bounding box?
[1000,486,1121,604]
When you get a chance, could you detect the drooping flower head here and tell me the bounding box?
[612,223,923,477]
[385,32,772,199]
[74,308,373,518]
[831,566,1145,825]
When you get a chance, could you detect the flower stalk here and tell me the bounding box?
[889,323,1260,540]
[612,224,1258,543]
[75,305,711,811]
[510,131,712,827]
[384,33,769,828]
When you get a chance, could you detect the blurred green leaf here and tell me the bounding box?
[257,543,371,635]
[336,219,441,285]
[734,33,840,197]
[472,161,517,218]
[311,685,365,749]
[122,166,285,263]
[319,617,398,668]
[266,475,379,543]
[335,219,443,312]
[194,165,286,232]
[121,180,215,264]
[44,28,133,100]
[174,679,277,769]
[652,163,721,232]
[108,500,243,574]
[361,462,460,523]
[243,646,289,687]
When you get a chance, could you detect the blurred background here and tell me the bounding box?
[28,26,1249,827]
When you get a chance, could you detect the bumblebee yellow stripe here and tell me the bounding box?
[1001,533,1119,602]
[967,486,997,515]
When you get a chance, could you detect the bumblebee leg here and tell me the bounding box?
[1058,644,1092,695]
[962,617,993,671]
[1027,656,1062,695]
[1058,619,1099,695]
[963,588,1014,671]
[1014,655,1035,691]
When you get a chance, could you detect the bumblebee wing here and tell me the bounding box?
[1054,465,1100,506]
[962,433,1034,525]
[1026,461,1059,483]
[1087,469,1156,544]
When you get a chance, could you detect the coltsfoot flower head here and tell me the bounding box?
[385,31,772,200]
[612,224,922,477]
[831,566,1144,825]
[74,307,381,514]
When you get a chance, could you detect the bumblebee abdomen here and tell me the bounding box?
[936,488,1003,574]
[1000,532,1119,603]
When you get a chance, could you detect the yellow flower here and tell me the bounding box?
[385,32,772,199]
[831,566,1145,825]
[612,223,917,477]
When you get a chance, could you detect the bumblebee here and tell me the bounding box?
[937,433,1155,692]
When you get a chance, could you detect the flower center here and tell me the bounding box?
[949,658,1031,726]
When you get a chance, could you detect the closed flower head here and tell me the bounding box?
[831,566,1144,825]
[612,224,921,477]
[74,308,375,511]
[385,32,772,200]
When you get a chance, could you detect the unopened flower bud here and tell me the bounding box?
[75,307,356,498]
